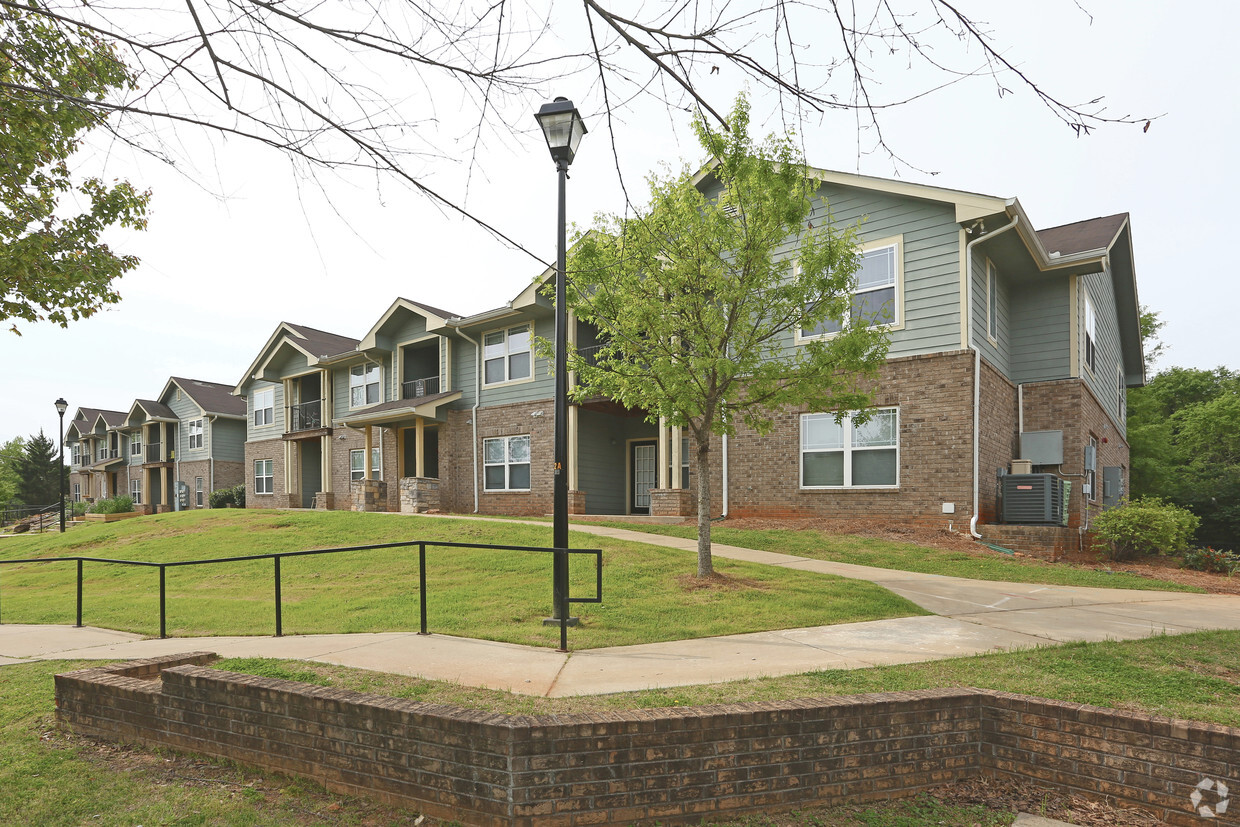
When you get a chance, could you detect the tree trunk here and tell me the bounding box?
[696,438,714,578]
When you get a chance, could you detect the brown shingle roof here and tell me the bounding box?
[285,322,359,359]
[133,399,177,420]
[170,377,247,417]
[399,298,458,320]
[1036,213,1128,257]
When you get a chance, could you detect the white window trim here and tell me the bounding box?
[799,408,900,490]
[1087,435,1099,502]
[195,477,204,507]
[1117,365,1127,425]
[1083,290,1097,375]
[130,433,142,456]
[349,447,382,481]
[349,362,382,410]
[253,387,275,427]
[129,478,142,504]
[986,258,999,345]
[481,324,535,387]
[483,434,532,492]
[796,235,905,343]
[188,419,204,450]
[254,459,274,495]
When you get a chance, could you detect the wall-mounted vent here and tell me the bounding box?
[1001,474,1066,525]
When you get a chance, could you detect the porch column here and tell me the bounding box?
[396,427,406,478]
[284,440,296,497]
[160,422,167,461]
[364,425,373,479]
[671,425,683,490]
[415,417,426,478]
[321,368,332,426]
[321,435,331,493]
[160,467,169,507]
[568,404,579,491]
[657,416,670,490]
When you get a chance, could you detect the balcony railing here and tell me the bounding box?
[145,443,163,463]
[402,376,440,400]
[289,400,323,432]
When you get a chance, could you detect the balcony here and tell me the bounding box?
[145,443,163,463]
[289,400,323,432]
[402,376,441,400]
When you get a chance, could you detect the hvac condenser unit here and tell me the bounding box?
[1001,474,1066,525]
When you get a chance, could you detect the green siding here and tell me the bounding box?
[577,410,627,514]
[267,347,309,377]
[1081,268,1126,433]
[449,332,479,410]
[210,419,247,463]
[1010,277,1071,384]
[970,249,1011,376]
[474,316,555,408]
[332,354,393,421]
[246,380,284,440]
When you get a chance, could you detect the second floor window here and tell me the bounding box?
[130,434,142,456]
[1084,291,1097,373]
[801,243,899,338]
[483,325,532,384]
[72,445,80,465]
[254,387,274,426]
[188,419,204,449]
[350,363,380,407]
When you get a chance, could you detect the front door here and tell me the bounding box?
[631,441,657,515]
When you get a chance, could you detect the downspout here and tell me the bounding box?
[965,214,1020,538]
[207,416,216,508]
[721,434,729,518]
[452,326,483,513]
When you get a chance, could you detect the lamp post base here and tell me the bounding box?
[542,615,580,627]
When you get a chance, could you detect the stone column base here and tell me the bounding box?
[351,480,388,512]
[400,477,441,513]
[568,489,586,515]
[650,488,694,517]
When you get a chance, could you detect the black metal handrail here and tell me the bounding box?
[1,503,58,530]
[0,539,602,651]
[288,400,323,432]
[402,376,440,399]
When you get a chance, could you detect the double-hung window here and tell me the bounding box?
[72,445,80,465]
[253,387,274,426]
[195,477,204,507]
[801,408,899,488]
[350,363,380,407]
[483,435,531,491]
[986,259,999,342]
[73,483,81,502]
[1117,366,1127,424]
[1084,291,1097,373]
[254,459,274,495]
[802,242,899,337]
[129,478,142,504]
[483,325,532,384]
[349,447,382,481]
[130,433,142,457]
[188,419,204,449]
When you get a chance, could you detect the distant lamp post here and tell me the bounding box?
[55,398,68,533]
[535,97,586,639]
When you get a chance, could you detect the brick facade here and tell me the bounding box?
[243,436,288,508]
[58,654,1237,827]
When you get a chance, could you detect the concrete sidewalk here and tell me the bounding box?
[4,521,1240,696]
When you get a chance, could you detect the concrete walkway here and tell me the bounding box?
[4,521,1240,697]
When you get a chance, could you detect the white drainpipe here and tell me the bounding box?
[965,214,1020,538]
[721,433,729,518]
[451,325,483,513]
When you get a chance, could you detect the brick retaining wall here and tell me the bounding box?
[56,654,1239,826]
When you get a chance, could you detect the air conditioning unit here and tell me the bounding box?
[1001,474,1066,525]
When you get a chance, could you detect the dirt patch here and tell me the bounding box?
[676,571,768,591]
[1057,545,1240,595]
[928,775,1163,826]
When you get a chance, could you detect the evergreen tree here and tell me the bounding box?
[14,430,61,505]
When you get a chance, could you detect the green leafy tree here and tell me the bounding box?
[0,435,25,505]
[1,3,150,334]
[13,429,60,505]
[1138,306,1165,375]
[567,96,890,577]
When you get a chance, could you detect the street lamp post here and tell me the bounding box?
[55,398,68,533]
[535,97,586,635]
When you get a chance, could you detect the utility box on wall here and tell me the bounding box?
[1020,430,1064,466]
[1001,474,1066,525]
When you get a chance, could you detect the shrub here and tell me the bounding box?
[90,495,134,515]
[208,488,235,509]
[1183,547,1240,575]
[232,483,246,509]
[1092,497,1199,561]
[71,501,87,517]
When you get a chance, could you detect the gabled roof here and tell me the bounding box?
[67,408,126,440]
[1036,213,1130,258]
[234,322,361,393]
[162,377,247,419]
[126,399,177,425]
[359,298,459,350]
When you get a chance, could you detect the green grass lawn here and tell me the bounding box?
[0,510,924,648]
[594,520,1204,592]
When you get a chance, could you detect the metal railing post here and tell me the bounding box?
[558,549,568,652]
[418,542,428,635]
[159,565,166,639]
[76,559,83,627]
[274,556,283,637]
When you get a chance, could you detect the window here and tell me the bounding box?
[483,435,531,491]
[188,419,204,449]
[483,325,532,384]
[1087,435,1098,502]
[195,477,204,507]
[254,459,274,494]
[130,433,142,456]
[72,445,80,465]
[350,363,381,407]
[801,242,899,337]
[129,478,142,504]
[350,447,382,481]
[254,387,274,426]
[73,483,81,502]
[801,408,899,488]
[1084,291,1097,373]
[1118,366,1127,424]
[986,259,999,342]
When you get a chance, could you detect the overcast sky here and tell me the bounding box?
[4,1,1234,444]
